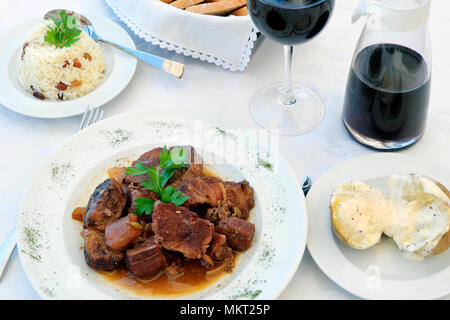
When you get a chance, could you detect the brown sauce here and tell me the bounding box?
[202,166,220,178]
[101,254,238,297]
[107,166,126,182]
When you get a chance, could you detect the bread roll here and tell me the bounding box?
[231,6,248,16]
[171,0,205,10]
[186,0,245,15]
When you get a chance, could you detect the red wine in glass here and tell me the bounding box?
[249,0,335,45]
[247,0,335,135]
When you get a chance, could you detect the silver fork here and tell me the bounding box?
[77,106,104,132]
[0,228,16,281]
[0,106,103,282]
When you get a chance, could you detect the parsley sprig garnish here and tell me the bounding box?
[44,10,81,48]
[125,147,190,216]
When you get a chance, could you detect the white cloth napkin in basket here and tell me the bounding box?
[105,0,257,71]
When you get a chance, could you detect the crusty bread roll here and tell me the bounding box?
[171,0,205,10]
[186,0,245,15]
[330,181,390,250]
[231,6,248,16]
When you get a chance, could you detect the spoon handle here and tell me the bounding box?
[97,38,185,79]
[0,227,17,281]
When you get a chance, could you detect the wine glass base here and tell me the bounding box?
[249,82,325,136]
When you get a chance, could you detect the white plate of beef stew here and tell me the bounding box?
[17,111,307,299]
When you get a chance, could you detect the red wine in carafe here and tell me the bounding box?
[343,43,430,144]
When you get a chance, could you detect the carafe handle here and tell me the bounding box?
[351,0,430,32]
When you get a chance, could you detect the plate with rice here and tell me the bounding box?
[0,13,137,118]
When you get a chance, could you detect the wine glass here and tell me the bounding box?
[248,0,335,135]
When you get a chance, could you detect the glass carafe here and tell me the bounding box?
[342,0,432,150]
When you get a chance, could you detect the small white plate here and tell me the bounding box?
[307,153,450,300]
[0,15,137,118]
[17,111,307,299]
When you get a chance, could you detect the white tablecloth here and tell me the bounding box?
[0,0,448,300]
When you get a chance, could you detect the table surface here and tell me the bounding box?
[0,0,449,300]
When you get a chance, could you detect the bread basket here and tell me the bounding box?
[105,0,257,71]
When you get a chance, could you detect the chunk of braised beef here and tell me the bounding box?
[200,233,233,271]
[223,181,255,220]
[209,233,233,262]
[105,214,143,251]
[152,201,214,259]
[83,229,123,271]
[123,147,163,186]
[126,184,158,219]
[178,177,226,209]
[125,239,167,279]
[204,206,231,223]
[177,177,255,222]
[84,178,127,231]
[216,217,255,251]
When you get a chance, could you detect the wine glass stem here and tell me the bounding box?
[281,45,296,106]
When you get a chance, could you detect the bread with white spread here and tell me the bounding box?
[330,175,450,261]
[330,181,390,249]
[386,174,450,261]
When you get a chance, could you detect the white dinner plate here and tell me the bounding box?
[307,153,450,300]
[17,111,307,299]
[0,15,137,118]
